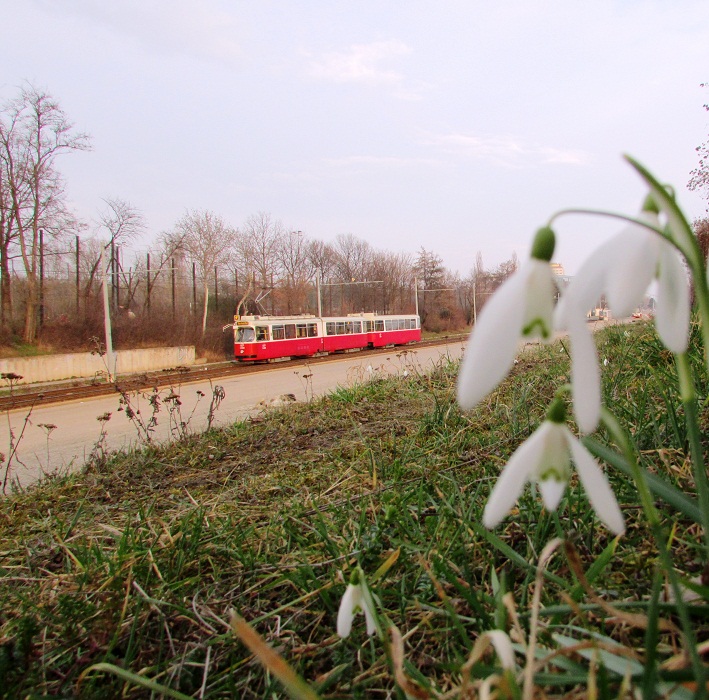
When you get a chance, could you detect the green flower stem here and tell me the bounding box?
[675,352,709,557]
[547,209,671,243]
[691,277,709,373]
[601,407,706,698]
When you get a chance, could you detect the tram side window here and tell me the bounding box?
[236,327,255,342]
[336,322,346,334]
[375,320,384,332]
[385,320,393,331]
[256,326,270,341]
[326,322,336,335]
[296,324,308,338]
[364,321,374,333]
[272,325,285,340]
[353,321,362,333]
[307,323,318,337]
[285,324,296,339]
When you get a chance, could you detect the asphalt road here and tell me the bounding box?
[1,341,466,490]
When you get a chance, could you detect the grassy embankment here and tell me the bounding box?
[0,321,707,698]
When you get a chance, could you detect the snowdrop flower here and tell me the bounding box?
[483,398,625,535]
[457,227,557,410]
[555,196,690,433]
[337,568,377,638]
[566,197,690,354]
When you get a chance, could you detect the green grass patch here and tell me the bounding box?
[0,321,707,697]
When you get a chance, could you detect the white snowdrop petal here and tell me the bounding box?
[655,242,690,354]
[523,261,556,341]
[456,267,528,410]
[486,630,516,670]
[568,314,601,434]
[538,477,566,512]
[337,584,358,638]
[565,429,625,535]
[483,422,550,528]
[362,599,377,636]
[560,245,611,324]
[606,228,656,318]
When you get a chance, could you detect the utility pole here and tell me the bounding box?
[171,258,176,320]
[101,244,116,381]
[316,274,322,317]
[414,276,419,318]
[75,235,80,314]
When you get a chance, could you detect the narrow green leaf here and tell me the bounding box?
[583,437,702,523]
[79,663,194,700]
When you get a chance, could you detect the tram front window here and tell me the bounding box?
[236,327,255,342]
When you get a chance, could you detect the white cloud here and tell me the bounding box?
[422,132,589,167]
[307,40,421,98]
[325,155,439,168]
[33,0,243,65]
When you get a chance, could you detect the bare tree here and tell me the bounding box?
[414,247,446,326]
[0,83,91,341]
[368,250,413,314]
[234,212,283,314]
[305,239,337,314]
[276,229,315,313]
[81,197,146,310]
[689,82,709,209]
[171,210,236,338]
[694,217,709,261]
[332,233,372,312]
[0,133,15,330]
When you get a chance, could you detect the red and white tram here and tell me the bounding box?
[227,312,421,362]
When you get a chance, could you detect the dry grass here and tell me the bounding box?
[0,322,707,698]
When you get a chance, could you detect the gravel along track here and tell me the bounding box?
[0,336,466,412]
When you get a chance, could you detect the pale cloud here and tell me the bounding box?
[324,155,441,169]
[308,40,421,98]
[34,0,243,64]
[423,132,590,167]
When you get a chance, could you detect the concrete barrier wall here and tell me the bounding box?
[0,346,196,385]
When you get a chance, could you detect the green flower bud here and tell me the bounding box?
[531,227,555,262]
[641,193,660,215]
[545,396,567,424]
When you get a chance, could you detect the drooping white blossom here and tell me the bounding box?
[564,206,690,354]
[555,203,691,433]
[483,400,625,535]
[457,227,557,411]
[337,570,377,638]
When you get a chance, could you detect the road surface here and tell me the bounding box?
[1,342,465,490]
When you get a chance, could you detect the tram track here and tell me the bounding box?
[0,335,467,412]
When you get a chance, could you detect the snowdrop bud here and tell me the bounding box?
[545,396,567,424]
[531,226,556,262]
[641,192,660,215]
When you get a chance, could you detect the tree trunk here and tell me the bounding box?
[0,244,12,331]
[23,274,38,343]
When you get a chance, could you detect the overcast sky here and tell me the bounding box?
[2,0,708,275]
